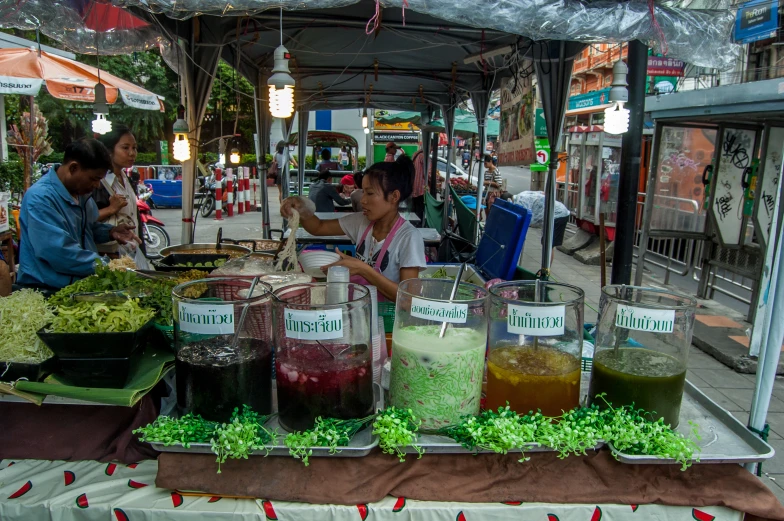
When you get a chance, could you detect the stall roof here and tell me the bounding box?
[288,131,358,149]
[646,78,784,124]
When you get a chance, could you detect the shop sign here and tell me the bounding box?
[615,305,675,333]
[284,308,344,340]
[534,108,548,137]
[410,298,468,324]
[178,303,235,335]
[647,57,685,77]
[0,192,8,233]
[735,0,779,43]
[374,121,419,131]
[374,131,419,143]
[498,74,535,166]
[507,304,565,336]
[567,88,610,111]
[712,128,757,246]
[531,139,550,173]
[159,141,169,165]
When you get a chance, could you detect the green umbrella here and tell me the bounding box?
[374,111,422,125]
[376,109,499,138]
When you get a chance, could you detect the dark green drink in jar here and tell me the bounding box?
[588,285,696,429]
[588,348,686,427]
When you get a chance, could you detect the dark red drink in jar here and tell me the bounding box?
[276,342,373,431]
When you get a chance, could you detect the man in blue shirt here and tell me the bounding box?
[17,138,140,290]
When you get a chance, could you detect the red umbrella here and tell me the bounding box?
[81,0,149,32]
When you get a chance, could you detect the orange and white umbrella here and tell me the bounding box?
[0,48,164,111]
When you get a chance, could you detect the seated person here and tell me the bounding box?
[309,171,352,212]
[17,139,140,290]
[340,174,356,197]
[513,191,571,264]
[316,149,342,173]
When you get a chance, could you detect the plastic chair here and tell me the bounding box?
[424,191,444,234]
[449,186,478,243]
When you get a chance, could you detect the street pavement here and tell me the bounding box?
[151,187,784,503]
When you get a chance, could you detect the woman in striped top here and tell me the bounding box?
[483,153,503,214]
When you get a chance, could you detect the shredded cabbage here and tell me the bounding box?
[0,290,55,363]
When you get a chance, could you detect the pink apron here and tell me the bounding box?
[350,216,406,302]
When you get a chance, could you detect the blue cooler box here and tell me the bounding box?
[146,179,182,208]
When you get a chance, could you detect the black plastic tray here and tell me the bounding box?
[154,254,230,273]
[57,355,136,388]
[36,320,154,359]
[0,356,58,382]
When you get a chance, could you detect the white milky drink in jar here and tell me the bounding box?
[388,279,489,431]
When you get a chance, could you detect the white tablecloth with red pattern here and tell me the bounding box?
[0,459,741,521]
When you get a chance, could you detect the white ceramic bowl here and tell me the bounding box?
[298,250,341,271]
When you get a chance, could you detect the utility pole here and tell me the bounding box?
[611,40,648,284]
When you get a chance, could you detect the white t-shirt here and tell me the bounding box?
[338,213,427,283]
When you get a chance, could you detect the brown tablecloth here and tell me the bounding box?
[157,449,784,521]
[0,395,159,463]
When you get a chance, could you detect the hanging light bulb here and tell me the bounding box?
[230,147,241,164]
[92,83,111,135]
[604,102,630,135]
[364,127,370,135]
[172,104,191,162]
[604,58,630,135]
[362,107,368,129]
[268,45,295,118]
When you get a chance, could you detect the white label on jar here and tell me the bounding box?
[410,297,468,323]
[615,304,675,333]
[178,303,235,335]
[284,308,344,340]
[507,304,565,336]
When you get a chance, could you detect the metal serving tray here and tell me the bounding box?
[151,383,383,458]
[402,435,601,455]
[610,380,775,464]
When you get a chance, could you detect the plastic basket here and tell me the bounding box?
[379,301,396,334]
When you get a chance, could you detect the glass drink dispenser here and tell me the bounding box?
[588,285,696,427]
[389,279,489,431]
[272,282,373,432]
[486,281,585,416]
[173,277,274,423]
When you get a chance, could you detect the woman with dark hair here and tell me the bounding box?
[281,155,426,301]
[92,125,143,255]
[308,170,352,212]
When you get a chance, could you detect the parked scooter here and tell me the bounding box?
[195,164,230,218]
[137,184,170,259]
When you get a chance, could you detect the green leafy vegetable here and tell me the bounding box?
[0,289,55,364]
[211,406,276,472]
[134,413,217,447]
[49,299,155,333]
[372,406,423,462]
[285,416,374,466]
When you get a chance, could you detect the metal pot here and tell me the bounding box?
[158,243,251,258]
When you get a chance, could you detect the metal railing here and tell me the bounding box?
[633,191,755,315]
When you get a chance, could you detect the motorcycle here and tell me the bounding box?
[195,165,229,218]
[137,184,170,259]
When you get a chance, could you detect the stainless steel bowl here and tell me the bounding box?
[158,243,251,258]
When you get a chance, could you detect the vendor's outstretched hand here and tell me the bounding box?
[110,223,142,245]
[322,248,369,277]
[280,196,316,219]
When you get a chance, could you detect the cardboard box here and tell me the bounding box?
[0,192,9,234]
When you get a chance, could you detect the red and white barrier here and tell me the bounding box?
[226,168,235,218]
[214,168,223,221]
[244,167,251,213]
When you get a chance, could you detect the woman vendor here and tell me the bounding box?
[281,156,427,301]
[93,125,144,257]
